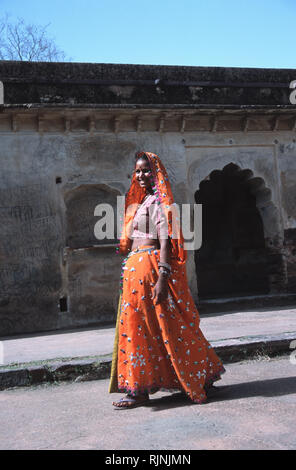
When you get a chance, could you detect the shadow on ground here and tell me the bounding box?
[147,376,296,411]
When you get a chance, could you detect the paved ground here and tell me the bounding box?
[1,306,295,365]
[0,355,295,450]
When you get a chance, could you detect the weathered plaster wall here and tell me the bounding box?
[0,61,296,336]
[0,129,191,335]
[0,122,296,335]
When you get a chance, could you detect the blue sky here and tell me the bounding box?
[0,0,295,68]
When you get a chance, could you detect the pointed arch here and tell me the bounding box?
[193,162,286,299]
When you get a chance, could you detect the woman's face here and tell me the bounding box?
[135,159,152,190]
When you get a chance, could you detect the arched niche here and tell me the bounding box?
[64,183,121,249]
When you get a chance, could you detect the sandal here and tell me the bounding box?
[112,394,149,409]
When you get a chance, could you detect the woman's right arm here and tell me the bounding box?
[152,237,171,305]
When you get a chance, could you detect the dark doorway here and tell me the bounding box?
[195,163,269,299]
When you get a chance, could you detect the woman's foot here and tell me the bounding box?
[112,393,149,409]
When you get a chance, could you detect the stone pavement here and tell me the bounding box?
[0,356,295,450]
[0,305,295,390]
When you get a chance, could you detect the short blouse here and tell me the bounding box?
[131,194,168,239]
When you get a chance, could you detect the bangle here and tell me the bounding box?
[159,267,170,277]
[158,261,171,272]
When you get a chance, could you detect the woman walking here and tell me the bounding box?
[109,152,225,408]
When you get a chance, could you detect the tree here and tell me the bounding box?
[0,15,67,62]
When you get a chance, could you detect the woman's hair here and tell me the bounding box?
[134,152,149,163]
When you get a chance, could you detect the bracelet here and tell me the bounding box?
[159,267,170,277]
[158,261,171,272]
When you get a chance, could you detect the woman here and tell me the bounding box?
[109,152,225,408]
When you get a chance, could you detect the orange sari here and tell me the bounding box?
[109,153,225,403]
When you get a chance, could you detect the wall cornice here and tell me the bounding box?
[1,105,296,133]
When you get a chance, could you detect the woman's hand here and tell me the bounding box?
[152,275,169,305]
[151,232,171,305]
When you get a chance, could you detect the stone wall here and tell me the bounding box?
[1,60,296,105]
[0,61,296,336]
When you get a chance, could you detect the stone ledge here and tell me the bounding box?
[0,332,295,391]
[1,61,295,82]
[1,61,296,106]
[199,293,296,314]
[0,355,113,391]
[214,331,296,363]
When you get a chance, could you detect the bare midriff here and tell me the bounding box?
[131,238,160,250]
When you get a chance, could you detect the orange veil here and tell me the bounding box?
[118,152,187,265]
